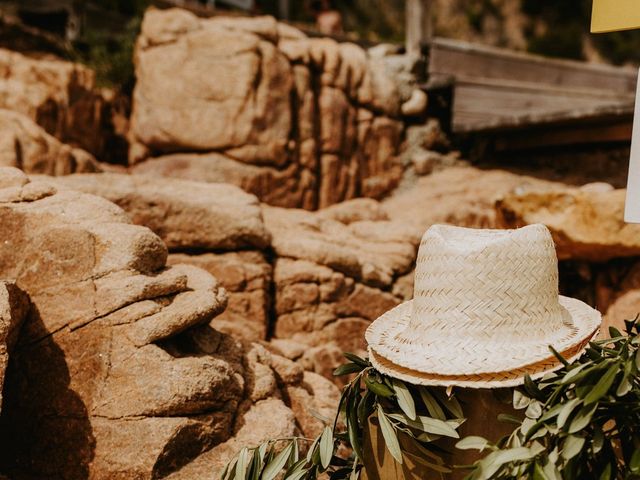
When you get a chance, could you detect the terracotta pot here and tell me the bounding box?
[362,388,521,480]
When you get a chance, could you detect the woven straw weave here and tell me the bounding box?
[366,224,601,388]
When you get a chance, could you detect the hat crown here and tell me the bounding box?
[410,224,566,341]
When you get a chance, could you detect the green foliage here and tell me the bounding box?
[222,353,465,479]
[461,318,640,479]
[71,13,143,89]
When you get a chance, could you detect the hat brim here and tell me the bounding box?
[366,296,601,388]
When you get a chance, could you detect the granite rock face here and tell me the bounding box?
[129,8,409,209]
[0,167,339,479]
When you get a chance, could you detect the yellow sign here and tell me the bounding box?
[591,0,640,33]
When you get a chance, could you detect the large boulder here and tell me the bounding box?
[382,165,559,232]
[43,172,270,251]
[0,167,338,479]
[497,184,640,261]
[0,109,100,174]
[0,48,120,161]
[129,8,405,209]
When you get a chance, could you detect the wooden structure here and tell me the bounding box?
[426,38,637,154]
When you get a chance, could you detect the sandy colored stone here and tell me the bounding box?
[0,109,100,175]
[165,398,297,480]
[132,9,292,164]
[298,343,347,383]
[264,206,416,288]
[498,186,640,261]
[0,168,248,479]
[45,172,270,250]
[0,48,117,160]
[316,197,388,224]
[129,9,406,208]
[168,251,272,341]
[273,257,400,357]
[603,290,640,337]
[383,165,560,233]
[284,371,341,438]
[131,152,314,210]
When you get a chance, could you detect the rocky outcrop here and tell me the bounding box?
[0,282,28,413]
[383,165,560,232]
[168,251,272,342]
[0,167,339,479]
[0,48,121,161]
[497,184,640,261]
[263,201,418,379]
[129,8,411,209]
[43,172,270,251]
[0,109,100,175]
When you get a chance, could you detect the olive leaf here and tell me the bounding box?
[319,426,333,469]
[465,316,640,479]
[391,379,416,420]
[456,436,489,451]
[583,363,619,405]
[262,443,293,480]
[377,404,403,464]
[419,387,446,420]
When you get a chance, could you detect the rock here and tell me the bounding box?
[44,172,270,250]
[0,167,244,478]
[267,338,306,360]
[497,187,640,261]
[383,165,560,233]
[401,88,428,116]
[284,372,341,438]
[603,289,640,336]
[0,167,342,477]
[405,119,450,152]
[129,9,406,208]
[264,206,417,288]
[168,251,272,341]
[0,109,100,174]
[316,197,389,224]
[273,258,400,358]
[131,9,292,164]
[165,398,296,480]
[131,152,315,210]
[298,343,347,383]
[412,150,461,176]
[0,48,121,161]
[0,282,28,411]
[262,202,418,380]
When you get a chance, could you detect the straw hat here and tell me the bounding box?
[366,224,601,388]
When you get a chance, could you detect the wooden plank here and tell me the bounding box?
[429,37,637,94]
[493,120,632,151]
[452,81,631,132]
